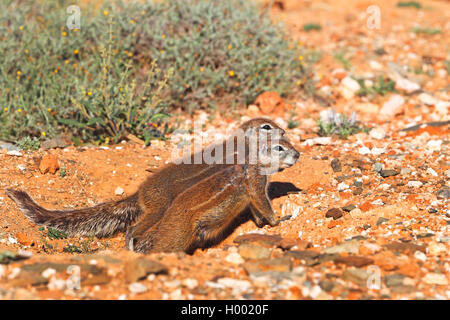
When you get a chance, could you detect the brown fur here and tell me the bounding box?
[130,138,300,253]
[6,118,285,238]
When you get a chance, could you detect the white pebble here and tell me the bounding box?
[115,187,124,195]
[358,146,371,155]
[129,282,148,294]
[369,128,385,140]
[426,168,438,177]
[225,252,244,265]
[42,268,56,279]
[408,181,423,188]
[414,251,427,262]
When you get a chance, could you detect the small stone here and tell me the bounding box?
[413,251,427,262]
[243,257,292,275]
[380,95,404,117]
[337,182,349,191]
[325,208,343,220]
[129,282,148,294]
[333,256,374,267]
[376,217,389,226]
[217,278,252,291]
[331,158,342,172]
[369,128,385,140]
[233,234,282,247]
[358,146,371,155]
[422,273,448,286]
[238,244,271,260]
[41,268,56,279]
[418,93,438,106]
[407,181,423,188]
[428,242,446,256]
[341,76,361,92]
[373,162,384,172]
[7,150,22,157]
[225,252,244,265]
[124,258,168,283]
[354,102,379,114]
[115,187,124,195]
[182,278,198,289]
[324,240,360,254]
[400,168,411,175]
[380,169,398,178]
[384,274,405,287]
[342,268,369,286]
[394,77,420,93]
[342,204,356,212]
[16,232,33,246]
[426,140,442,152]
[426,168,438,177]
[39,154,60,174]
[384,241,426,254]
[436,188,450,199]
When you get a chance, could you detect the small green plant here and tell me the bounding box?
[63,244,82,254]
[317,109,370,139]
[59,164,66,178]
[410,26,441,35]
[333,51,352,70]
[287,108,299,129]
[47,227,67,240]
[356,76,396,97]
[16,136,40,150]
[303,23,322,32]
[397,1,422,9]
[81,233,96,253]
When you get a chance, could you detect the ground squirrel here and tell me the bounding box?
[6,118,287,240]
[129,137,300,253]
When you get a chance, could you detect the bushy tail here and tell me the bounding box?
[5,189,142,238]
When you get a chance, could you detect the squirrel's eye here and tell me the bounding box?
[262,124,272,130]
[274,145,284,151]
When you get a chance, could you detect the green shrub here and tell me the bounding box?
[397,1,422,9]
[303,23,322,32]
[16,136,41,150]
[0,0,310,143]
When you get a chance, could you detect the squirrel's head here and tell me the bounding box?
[255,137,300,175]
[238,118,285,140]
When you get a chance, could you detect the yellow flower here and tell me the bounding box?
[130,19,135,24]
[73,28,79,32]
[229,70,235,77]
[200,67,204,72]
[3,108,7,112]
[159,50,165,54]
[24,49,29,54]
[41,132,46,136]
[161,34,166,39]
[47,108,51,112]
[73,49,79,55]
[103,10,109,16]
[298,55,303,61]
[19,25,23,31]
[65,60,69,64]
[62,31,67,37]
[17,70,21,75]
[227,45,232,50]
[87,91,92,96]
[17,109,22,113]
